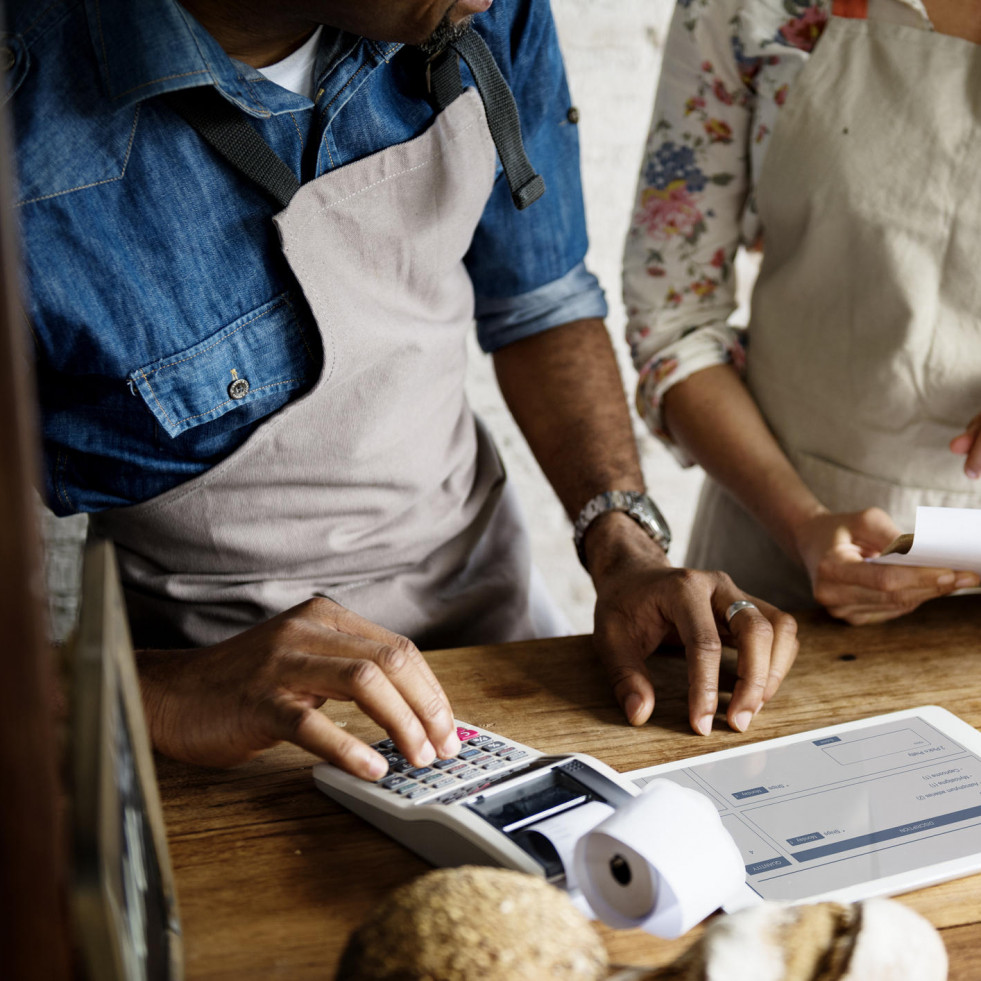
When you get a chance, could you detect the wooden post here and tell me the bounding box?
[0,60,73,981]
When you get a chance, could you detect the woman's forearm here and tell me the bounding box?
[662,364,826,561]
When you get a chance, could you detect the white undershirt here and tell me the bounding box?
[255,26,323,100]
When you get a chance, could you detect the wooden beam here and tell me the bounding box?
[0,85,72,981]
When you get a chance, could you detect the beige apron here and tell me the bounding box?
[687,5,981,610]
[92,90,566,649]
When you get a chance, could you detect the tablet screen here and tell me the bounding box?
[629,709,981,903]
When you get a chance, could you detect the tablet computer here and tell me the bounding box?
[625,706,981,909]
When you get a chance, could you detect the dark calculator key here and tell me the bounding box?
[422,772,445,784]
[381,775,410,790]
[467,754,493,766]
[494,746,516,756]
[467,734,492,746]
[392,759,416,773]
[458,748,483,760]
[446,763,471,775]
[395,782,419,795]
[480,741,506,753]
[432,758,458,770]
[374,739,395,751]
[407,767,434,779]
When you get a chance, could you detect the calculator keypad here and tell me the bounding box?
[371,723,536,804]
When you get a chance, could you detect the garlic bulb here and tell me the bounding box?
[647,899,947,981]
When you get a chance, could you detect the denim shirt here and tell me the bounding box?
[6,0,606,515]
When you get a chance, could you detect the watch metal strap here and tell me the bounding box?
[573,490,671,568]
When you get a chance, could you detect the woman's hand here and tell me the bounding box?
[950,412,981,477]
[793,508,978,624]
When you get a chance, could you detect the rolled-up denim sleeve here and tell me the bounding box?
[475,259,607,352]
[466,0,605,353]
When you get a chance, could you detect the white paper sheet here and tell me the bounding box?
[870,506,981,576]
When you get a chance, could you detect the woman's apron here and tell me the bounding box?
[92,89,566,650]
[687,2,981,610]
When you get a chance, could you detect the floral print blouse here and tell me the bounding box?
[623,0,931,461]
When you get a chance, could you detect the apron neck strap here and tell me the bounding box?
[164,88,301,208]
[428,29,545,211]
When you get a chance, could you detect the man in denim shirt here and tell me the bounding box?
[8,0,797,775]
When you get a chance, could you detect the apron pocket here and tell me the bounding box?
[129,291,317,439]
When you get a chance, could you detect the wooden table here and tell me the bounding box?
[157,596,981,979]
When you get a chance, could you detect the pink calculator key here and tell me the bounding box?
[456,726,479,741]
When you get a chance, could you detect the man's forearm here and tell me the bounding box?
[493,319,644,510]
[493,318,663,573]
[661,364,825,560]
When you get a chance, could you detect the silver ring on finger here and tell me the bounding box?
[725,599,759,626]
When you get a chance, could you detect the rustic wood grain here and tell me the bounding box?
[158,595,981,979]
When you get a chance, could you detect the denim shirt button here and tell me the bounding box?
[228,377,250,399]
[1,46,15,72]
[566,106,579,125]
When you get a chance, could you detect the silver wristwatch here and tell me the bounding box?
[573,490,671,568]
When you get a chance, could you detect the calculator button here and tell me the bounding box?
[406,786,432,799]
[480,740,505,753]
[430,776,456,788]
[381,775,410,790]
[407,767,434,779]
[467,735,492,746]
[451,766,480,780]
[468,754,493,766]
[432,758,458,770]
[504,750,528,762]
[394,782,419,795]
[392,759,416,773]
[481,759,508,771]
[456,727,479,741]
[494,746,516,756]
[458,749,483,760]
[374,739,395,751]
[445,763,471,775]
[422,772,446,784]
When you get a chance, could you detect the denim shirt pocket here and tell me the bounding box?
[129,292,318,439]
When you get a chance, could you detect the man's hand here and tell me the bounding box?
[588,514,798,736]
[950,412,981,478]
[794,508,979,625]
[136,597,460,778]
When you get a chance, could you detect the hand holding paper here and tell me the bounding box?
[794,507,977,625]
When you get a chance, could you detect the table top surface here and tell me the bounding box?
[156,595,981,980]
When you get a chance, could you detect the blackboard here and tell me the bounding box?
[69,539,183,981]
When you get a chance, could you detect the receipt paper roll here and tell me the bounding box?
[572,779,744,939]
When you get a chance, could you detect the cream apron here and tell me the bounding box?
[92,89,566,650]
[687,2,981,610]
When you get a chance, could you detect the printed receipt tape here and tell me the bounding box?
[530,780,744,939]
